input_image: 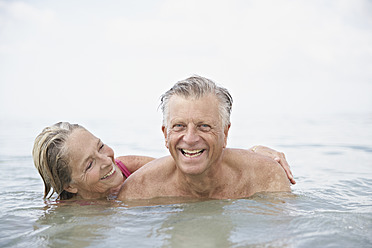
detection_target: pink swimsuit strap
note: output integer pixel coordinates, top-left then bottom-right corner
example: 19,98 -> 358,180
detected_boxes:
115,159 -> 132,178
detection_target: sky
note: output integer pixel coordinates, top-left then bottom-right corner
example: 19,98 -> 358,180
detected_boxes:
0,0 -> 371,124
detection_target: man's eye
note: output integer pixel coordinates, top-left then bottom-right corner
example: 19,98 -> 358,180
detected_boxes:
99,144 -> 104,150
199,124 -> 211,131
172,124 -> 184,130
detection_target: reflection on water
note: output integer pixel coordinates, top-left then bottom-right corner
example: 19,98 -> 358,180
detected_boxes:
34,201 -> 116,247
159,200 -> 234,247
28,194 -> 296,248
1,113 -> 372,247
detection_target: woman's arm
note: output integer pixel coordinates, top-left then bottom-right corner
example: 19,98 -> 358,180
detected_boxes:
250,145 -> 296,184
115,155 -> 155,173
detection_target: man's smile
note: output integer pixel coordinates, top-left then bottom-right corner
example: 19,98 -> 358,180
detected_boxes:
180,149 -> 205,158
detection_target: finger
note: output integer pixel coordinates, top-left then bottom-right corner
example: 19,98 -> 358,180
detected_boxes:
277,153 -> 296,182
275,157 -> 296,185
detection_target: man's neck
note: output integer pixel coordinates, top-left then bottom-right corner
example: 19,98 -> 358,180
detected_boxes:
176,161 -> 226,198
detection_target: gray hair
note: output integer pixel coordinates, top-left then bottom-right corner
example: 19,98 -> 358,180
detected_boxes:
32,122 -> 85,200
160,75 -> 233,128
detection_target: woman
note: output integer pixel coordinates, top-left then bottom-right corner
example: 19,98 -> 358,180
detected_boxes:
33,122 -> 295,200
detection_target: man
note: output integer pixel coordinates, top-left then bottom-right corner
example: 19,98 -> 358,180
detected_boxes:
118,76 -> 292,200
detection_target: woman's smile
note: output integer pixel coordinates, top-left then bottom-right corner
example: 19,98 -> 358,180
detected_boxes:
100,166 -> 116,180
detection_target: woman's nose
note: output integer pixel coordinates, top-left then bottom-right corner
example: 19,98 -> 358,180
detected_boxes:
97,152 -> 112,167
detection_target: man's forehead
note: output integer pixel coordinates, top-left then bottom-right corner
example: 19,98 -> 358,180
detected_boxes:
168,95 -> 221,121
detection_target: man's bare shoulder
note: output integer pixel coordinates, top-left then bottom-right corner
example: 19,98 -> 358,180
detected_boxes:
224,148 -> 291,192
130,155 -> 174,178
223,148 -> 264,168
224,148 -> 281,168
117,155 -> 175,200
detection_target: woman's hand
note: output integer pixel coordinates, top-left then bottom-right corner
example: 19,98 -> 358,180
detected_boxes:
251,145 -> 296,184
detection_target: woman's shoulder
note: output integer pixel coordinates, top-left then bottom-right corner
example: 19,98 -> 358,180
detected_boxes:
115,155 -> 155,173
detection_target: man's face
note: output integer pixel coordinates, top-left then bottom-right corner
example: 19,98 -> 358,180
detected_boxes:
162,94 -> 230,175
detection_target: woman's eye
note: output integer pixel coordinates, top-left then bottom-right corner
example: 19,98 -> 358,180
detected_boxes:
86,162 -> 93,171
99,144 -> 104,150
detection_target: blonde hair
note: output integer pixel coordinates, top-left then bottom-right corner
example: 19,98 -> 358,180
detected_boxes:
160,75 -> 233,128
32,122 -> 85,200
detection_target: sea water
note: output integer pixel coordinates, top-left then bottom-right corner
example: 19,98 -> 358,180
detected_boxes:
0,113 -> 371,247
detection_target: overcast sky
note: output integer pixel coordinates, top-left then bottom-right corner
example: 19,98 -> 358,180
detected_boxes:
0,0 -> 371,123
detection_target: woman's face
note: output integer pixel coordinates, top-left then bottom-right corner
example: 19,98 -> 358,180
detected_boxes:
64,128 -> 124,199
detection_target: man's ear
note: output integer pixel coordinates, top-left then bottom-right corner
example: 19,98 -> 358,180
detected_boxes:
223,124 -> 231,148
64,184 -> 78,194
162,126 -> 169,149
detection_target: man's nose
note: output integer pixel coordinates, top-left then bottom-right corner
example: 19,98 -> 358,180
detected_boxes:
183,126 -> 199,144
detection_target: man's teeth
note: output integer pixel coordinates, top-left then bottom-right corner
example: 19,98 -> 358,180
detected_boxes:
101,167 -> 115,180
181,149 -> 204,157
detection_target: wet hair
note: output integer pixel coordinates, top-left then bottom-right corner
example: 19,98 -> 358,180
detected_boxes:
159,75 -> 233,128
32,122 -> 85,200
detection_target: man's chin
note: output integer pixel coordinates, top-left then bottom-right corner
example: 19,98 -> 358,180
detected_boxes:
177,162 -> 208,175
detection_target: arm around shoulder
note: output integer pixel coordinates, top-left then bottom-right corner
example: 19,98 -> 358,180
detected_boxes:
260,158 -> 291,192
228,148 -> 292,192
116,155 -> 155,173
